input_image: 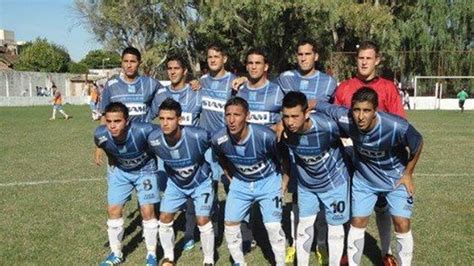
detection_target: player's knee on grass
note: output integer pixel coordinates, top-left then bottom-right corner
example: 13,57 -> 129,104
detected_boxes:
160,212 -> 175,224
196,215 -> 210,226
140,204 -> 156,220
351,216 -> 370,228
392,216 -> 411,233
107,205 -> 123,219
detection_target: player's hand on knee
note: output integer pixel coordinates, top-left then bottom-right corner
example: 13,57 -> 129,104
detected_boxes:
396,173 -> 415,196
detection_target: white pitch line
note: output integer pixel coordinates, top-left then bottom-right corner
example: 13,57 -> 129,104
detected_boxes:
0,178 -> 104,187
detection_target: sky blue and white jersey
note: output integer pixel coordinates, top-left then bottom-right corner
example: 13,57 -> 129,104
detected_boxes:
148,84 -> 202,126
277,70 -> 337,103
148,126 -> 211,189
236,80 -> 284,126
94,122 -> 158,174
316,102 -> 423,190
211,124 -> 280,182
281,113 -> 349,192
99,75 -> 163,122
199,72 -> 236,134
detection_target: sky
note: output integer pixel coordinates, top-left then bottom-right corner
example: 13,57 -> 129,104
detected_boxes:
0,0 -> 102,61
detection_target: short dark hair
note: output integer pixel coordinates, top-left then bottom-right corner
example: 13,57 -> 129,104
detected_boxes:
105,102 -> 129,119
351,87 -> 379,109
122,46 -> 141,61
166,54 -> 189,71
296,39 -> 318,53
246,48 -> 268,64
357,41 -> 380,56
225,97 -> 249,113
159,98 -> 182,117
283,91 -> 308,111
207,43 -> 227,56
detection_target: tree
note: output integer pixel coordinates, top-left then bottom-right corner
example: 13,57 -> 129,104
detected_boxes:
14,38 -> 71,73
80,49 -> 121,69
68,62 -> 89,74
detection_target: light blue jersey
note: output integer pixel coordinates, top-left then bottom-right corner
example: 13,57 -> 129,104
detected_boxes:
281,113 -> 349,193
316,102 -> 423,191
99,76 -> 163,122
148,84 -> 202,126
277,70 -> 336,103
199,72 -> 236,135
236,80 -> 284,126
211,124 -> 280,182
148,126 -> 211,189
94,122 -> 158,174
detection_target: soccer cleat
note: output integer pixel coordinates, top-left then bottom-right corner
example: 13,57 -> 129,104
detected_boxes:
160,258 -> 175,266
340,254 -> 348,266
203,263 -> 214,266
146,254 -> 158,266
316,248 -> 329,266
99,252 -> 123,266
183,239 -> 195,251
382,254 -> 398,266
285,246 -> 296,264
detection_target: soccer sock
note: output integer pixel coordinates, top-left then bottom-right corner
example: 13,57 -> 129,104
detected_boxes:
264,222 -> 286,266
51,109 -> 56,119
224,224 -> 245,264
328,224 -> 345,266
296,215 -> 316,266
290,203 -> 299,247
375,208 -> 393,255
107,218 -> 124,258
315,211 -> 328,252
198,222 -> 215,264
158,220 -> 175,261
59,110 -> 68,118
395,231 -> 413,266
184,199 -> 196,241
142,218 -> 158,256
347,225 -> 366,266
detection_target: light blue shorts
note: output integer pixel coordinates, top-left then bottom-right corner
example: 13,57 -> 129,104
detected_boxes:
107,166 -> 160,206
352,177 -> 414,218
53,104 -> 63,110
160,177 -> 214,217
225,173 -> 283,224
298,181 -> 350,225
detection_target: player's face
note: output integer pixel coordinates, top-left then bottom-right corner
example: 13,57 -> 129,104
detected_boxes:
357,49 -> 380,80
105,112 -> 128,139
167,60 -> 187,86
159,110 -> 181,135
121,53 -> 140,79
207,49 -> 227,73
282,105 -> 308,133
246,54 -> 268,81
297,44 -> 318,73
352,101 -> 378,132
225,104 -> 249,136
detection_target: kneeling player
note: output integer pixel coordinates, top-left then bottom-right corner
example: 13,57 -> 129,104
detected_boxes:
148,99 -> 215,266
316,87 -> 423,265
281,92 -> 349,266
212,97 -> 286,266
94,102 -> 159,266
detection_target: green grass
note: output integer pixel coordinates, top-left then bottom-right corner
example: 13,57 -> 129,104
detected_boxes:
0,106 -> 473,265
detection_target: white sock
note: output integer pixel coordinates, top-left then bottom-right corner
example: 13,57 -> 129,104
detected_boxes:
328,224 -> 345,266
347,225 -> 366,266
395,231 -> 413,266
59,110 -> 68,118
316,211 -> 328,252
296,215 -> 316,266
198,222 -> 215,264
224,224 -> 245,264
264,222 -> 286,266
158,220 -> 175,261
107,218 -> 124,258
375,208 -> 393,255
51,109 -> 56,119
290,203 -> 299,247
143,218 -> 158,256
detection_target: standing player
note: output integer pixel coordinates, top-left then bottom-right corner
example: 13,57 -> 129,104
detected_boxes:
236,48 -> 284,129
49,85 -> 70,120
457,88 -> 469,113
148,99 -> 214,266
281,92 -> 350,266
94,102 -> 160,266
212,97 -> 286,266
333,41 -> 406,265
315,87 -> 423,266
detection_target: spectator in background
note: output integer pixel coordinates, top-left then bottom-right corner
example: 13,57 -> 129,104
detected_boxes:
457,88 -> 469,113
90,82 -> 101,120
403,89 -> 411,110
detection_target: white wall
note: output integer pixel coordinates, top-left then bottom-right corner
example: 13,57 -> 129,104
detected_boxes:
0,96 -> 89,107
411,97 -> 474,110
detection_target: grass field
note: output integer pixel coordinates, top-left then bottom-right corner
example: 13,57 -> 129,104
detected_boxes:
0,105 -> 473,265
